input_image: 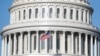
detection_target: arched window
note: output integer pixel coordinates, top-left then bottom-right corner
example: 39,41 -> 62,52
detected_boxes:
57,8 -> 60,18
19,11 -> 20,20
42,8 -> 45,18
86,10 -> 87,23
81,10 -> 83,21
35,8 -> 38,18
29,9 -> 32,19
76,10 -> 78,20
70,9 -> 73,19
49,8 -> 53,18
23,10 -> 26,20
64,9 -> 67,18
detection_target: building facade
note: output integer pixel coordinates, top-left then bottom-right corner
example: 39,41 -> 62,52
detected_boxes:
1,0 -> 100,56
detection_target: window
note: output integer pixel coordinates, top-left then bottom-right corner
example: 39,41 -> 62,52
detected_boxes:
64,9 -> 67,18
19,11 -> 20,20
23,10 -> 26,20
29,9 -> 32,19
81,10 -> 83,21
35,8 -> 38,18
57,8 -> 60,18
70,9 -> 73,19
76,10 -> 78,20
49,8 -> 53,18
42,8 -> 45,18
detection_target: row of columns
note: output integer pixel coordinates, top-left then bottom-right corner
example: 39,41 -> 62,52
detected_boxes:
1,31 -> 100,56
10,6 -> 91,24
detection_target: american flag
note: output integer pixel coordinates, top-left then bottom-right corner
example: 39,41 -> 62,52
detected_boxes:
41,31 -> 51,41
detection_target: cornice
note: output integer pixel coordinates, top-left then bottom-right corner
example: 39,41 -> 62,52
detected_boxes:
1,22 -> 100,35
9,2 -> 93,12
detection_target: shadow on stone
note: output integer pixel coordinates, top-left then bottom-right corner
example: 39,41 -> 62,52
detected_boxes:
53,53 -> 62,56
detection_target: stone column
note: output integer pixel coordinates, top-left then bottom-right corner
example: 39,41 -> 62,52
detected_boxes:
79,9 -> 82,22
16,10 -> 18,22
18,32 -> 23,54
60,7 -> 63,19
71,32 -> 74,54
31,34 -> 35,53
53,31 -> 57,53
26,8 -> 29,21
28,31 -> 31,53
45,7 -> 48,18
24,34 -> 28,54
14,33 -> 17,55
4,36 -> 7,56
8,35 -> 11,56
61,31 -> 65,53
73,8 -> 76,21
91,35 -> 93,56
36,31 -> 40,53
85,34 -> 88,55
32,7 -> 35,20
79,33 -> 82,54
95,37 -> 97,56
75,35 -> 78,54
45,31 -> 48,53
67,7 -> 70,20
10,12 -> 12,24
87,11 -> 89,24
67,32 -> 71,54
39,7 -> 41,19
98,39 -> 100,56
83,10 -> 86,23
53,6 -> 56,19
21,9 -> 23,21
1,36 -> 5,56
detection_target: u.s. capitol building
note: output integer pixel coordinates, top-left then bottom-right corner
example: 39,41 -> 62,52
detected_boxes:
1,0 -> 100,56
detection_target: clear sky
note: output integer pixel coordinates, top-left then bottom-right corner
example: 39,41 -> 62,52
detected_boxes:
0,0 -> 100,56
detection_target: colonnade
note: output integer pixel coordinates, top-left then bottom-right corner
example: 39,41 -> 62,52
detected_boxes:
1,31 -> 100,56
10,6 -> 91,24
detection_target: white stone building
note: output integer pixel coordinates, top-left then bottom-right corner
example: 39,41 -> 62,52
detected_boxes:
1,0 -> 100,56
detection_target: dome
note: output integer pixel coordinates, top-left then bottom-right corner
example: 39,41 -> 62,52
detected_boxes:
1,0 -> 100,56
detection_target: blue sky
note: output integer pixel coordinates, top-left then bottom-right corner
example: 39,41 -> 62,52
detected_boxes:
0,0 -> 100,56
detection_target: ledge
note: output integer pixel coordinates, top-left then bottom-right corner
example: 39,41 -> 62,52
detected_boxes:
1,20 -> 100,34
